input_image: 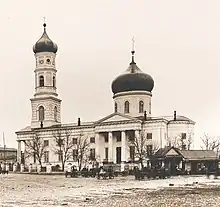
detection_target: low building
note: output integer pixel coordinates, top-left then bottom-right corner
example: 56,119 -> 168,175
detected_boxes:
180,150 -> 218,174
151,146 -> 219,175
0,147 -> 17,164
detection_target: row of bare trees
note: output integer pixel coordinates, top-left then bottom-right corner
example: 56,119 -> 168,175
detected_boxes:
167,132 -> 220,152
200,133 -> 220,151
129,131 -> 220,168
24,126 -> 220,171
24,129 -> 91,171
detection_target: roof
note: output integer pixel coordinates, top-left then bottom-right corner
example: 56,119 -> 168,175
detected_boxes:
157,115 -> 195,124
154,146 -> 181,157
16,114 -> 194,133
180,150 -> 218,161
0,147 -> 17,152
135,115 -> 195,124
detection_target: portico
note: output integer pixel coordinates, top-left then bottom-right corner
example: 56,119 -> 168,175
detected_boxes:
95,121 -> 142,164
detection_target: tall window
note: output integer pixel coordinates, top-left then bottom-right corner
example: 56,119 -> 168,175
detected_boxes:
44,151 -> 49,163
124,101 -> 129,113
39,106 -> 45,121
139,101 -> 144,113
114,102 -> 117,113
130,146 -> 135,161
58,150 -> 63,162
53,76 -> 56,87
89,148 -> 96,160
54,106 -> 58,122
33,152 -> 36,163
39,76 -> 44,87
105,148 -> 108,160
104,133 -> 109,143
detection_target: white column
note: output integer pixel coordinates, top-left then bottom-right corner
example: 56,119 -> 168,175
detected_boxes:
134,130 -> 141,168
17,141 -> 22,164
108,132 -> 113,162
95,132 -> 100,162
121,131 -> 126,163
121,130 -> 126,172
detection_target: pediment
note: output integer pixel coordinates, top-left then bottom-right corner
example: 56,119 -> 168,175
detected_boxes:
166,148 -> 179,156
96,113 -> 137,124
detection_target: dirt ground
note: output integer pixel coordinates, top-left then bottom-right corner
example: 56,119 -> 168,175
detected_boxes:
85,187 -> 220,207
1,174 -> 220,207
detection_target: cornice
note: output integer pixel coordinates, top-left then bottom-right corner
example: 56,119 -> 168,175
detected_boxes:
34,68 -> 57,73
143,119 -> 168,124
113,91 -> 152,99
30,96 -> 62,102
168,120 -> 196,125
16,124 -> 94,135
15,118 -> 194,135
95,120 -> 141,127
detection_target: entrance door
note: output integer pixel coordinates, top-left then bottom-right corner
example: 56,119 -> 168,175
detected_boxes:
116,147 -> 121,164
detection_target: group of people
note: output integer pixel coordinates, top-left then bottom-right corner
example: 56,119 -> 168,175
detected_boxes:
65,164 -> 115,179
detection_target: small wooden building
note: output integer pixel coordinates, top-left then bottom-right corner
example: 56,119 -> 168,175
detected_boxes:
179,150 -> 218,174
150,147 -> 219,175
150,146 -> 183,175
0,147 -> 17,163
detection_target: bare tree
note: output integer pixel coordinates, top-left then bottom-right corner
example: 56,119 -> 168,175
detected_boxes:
52,128 -> 74,171
24,132 -> 46,167
200,133 -> 220,151
72,133 -> 91,171
170,132 -> 193,150
129,129 -> 159,169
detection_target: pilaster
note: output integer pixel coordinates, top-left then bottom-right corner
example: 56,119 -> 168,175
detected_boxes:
108,131 -> 113,162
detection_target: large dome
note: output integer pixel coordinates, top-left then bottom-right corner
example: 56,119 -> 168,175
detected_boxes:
33,23 -> 58,54
111,51 -> 154,94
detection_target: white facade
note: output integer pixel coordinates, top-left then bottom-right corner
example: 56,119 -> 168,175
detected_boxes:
113,91 -> 152,117
31,51 -> 61,129
16,113 -> 195,168
15,25 -> 195,169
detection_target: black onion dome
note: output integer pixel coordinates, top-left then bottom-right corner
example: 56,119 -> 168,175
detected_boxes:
111,51 -> 154,94
33,23 -> 58,53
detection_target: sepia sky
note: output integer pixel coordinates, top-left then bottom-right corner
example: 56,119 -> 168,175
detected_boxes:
0,0 -> 220,149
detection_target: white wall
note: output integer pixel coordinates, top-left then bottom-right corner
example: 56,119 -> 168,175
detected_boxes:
167,122 -> 195,148
142,121 -> 167,148
113,91 -> 152,117
31,98 -> 61,128
17,118 -> 195,167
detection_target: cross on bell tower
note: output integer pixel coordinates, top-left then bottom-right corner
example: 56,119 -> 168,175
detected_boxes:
30,22 -> 61,129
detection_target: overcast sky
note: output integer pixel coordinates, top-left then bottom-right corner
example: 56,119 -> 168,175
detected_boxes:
0,0 -> 219,149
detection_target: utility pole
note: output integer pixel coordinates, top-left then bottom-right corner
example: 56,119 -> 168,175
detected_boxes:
3,132 -> 6,164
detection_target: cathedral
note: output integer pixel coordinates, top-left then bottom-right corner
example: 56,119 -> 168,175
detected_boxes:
16,23 -> 195,170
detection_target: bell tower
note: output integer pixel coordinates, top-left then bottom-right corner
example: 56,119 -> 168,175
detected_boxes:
30,23 -> 61,128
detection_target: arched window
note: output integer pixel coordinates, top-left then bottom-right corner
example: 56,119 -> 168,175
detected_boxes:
53,76 -> 56,87
39,76 -> 44,87
139,101 -> 144,113
124,101 -> 129,113
39,106 -> 45,121
54,106 -> 58,121
114,102 -> 117,113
